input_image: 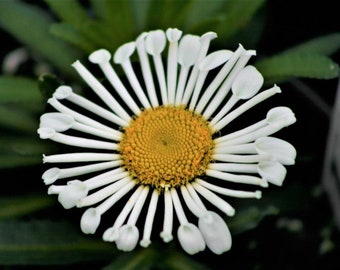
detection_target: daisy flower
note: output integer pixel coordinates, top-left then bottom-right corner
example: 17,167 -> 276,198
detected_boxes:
38,28 -> 296,255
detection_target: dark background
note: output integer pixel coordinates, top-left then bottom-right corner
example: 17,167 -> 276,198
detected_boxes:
0,0 -> 339,269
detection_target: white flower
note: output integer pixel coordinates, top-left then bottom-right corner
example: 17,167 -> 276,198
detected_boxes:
57,180 -> 88,209
178,223 -> 206,255
38,28 -> 296,255
115,224 -> 139,252
80,208 -> 101,234
199,211 -> 232,254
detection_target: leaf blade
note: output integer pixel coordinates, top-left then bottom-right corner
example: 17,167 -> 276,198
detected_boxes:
0,105 -> 38,133
44,0 -> 89,26
50,23 -> 97,53
284,32 -> 340,56
0,195 -> 54,220
215,0 -> 265,42
0,76 -> 41,103
0,220 -> 113,265
228,205 -> 279,235
0,136 -> 53,169
256,52 -> 340,83
0,1 -> 80,76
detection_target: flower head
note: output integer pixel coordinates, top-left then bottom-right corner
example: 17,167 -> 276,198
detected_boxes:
38,28 -> 296,255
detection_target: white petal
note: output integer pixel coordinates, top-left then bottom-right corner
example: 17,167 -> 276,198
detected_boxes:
53,85 -> 73,99
266,106 -> 297,127
116,224 -> 139,252
257,161 -> 287,186
113,42 -> 136,64
199,50 -> 233,71
140,238 -> 151,248
42,167 -> 60,185
39,128 -> 118,150
180,185 -> 205,218
38,127 -> 55,139
44,162 -> 120,185
199,211 -> 232,254
47,185 -> 64,195
89,49 -> 111,64
160,232 -> 173,243
255,137 -> 297,165
199,31 -> 217,44
166,28 -> 182,42
103,227 -> 119,242
145,30 -> 166,55
178,34 -> 201,67
140,189 -> 159,247
232,65 -> 264,99
48,97 -> 124,133
80,208 -> 101,234
58,180 -> 88,209
72,60 -> 131,122
136,32 -> 148,46
193,181 -> 238,214
212,85 -> 281,132
43,152 -> 119,163
196,178 -> 262,199
106,186 -> 144,235
160,190 -> 173,243
178,223 -> 206,255
135,32 -> 159,108
77,177 -> 130,208
39,113 -> 74,132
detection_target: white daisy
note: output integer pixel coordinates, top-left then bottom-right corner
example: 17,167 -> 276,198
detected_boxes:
38,28 -> 296,255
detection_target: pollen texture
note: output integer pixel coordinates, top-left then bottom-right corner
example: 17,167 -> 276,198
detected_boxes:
119,106 -> 214,190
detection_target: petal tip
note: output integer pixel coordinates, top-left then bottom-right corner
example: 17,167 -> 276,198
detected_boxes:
114,42 -> 136,64
89,49 -> 111,64
54,85 -> 73,99
42,167 -> 60,185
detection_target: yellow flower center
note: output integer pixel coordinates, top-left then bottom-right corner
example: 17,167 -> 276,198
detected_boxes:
119,106 -> 214,190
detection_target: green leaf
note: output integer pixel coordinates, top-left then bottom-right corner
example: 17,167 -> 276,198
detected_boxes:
129,0 -> 152,33
93,0 -> 135,41
217,0 -> 265,42
89,0 -> 106,17
0,105 -> 38,133
0,220 -> 113,265
46,0 -> 129,52
44,0 -> 89,26
0,0 -> 80,76
81,20 -> 119,50
256,52 -> 340,83
103,246 -> 211,270
165,250 -> 211,270
0,155 -> 41,168
0,137 -> 52,169
186,16 -> 224,36
146,0 -> 194,30
228,205 -> 279,235
38,73 -> 64,103
45,0 -> 106,52
256,33 -> 340,83
0,195 -> 54,220
284,32 -> 340,56
184,0 -> 224,30
228,6 -> 266,48
103,248 -> 156,270
0,137 -> 49,155
50,23 -> 98,53
187,0 -> 265,43
229,184 -> 313,235
0,76 -> 40,104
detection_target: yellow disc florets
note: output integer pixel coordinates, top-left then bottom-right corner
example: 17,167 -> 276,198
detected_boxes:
119,106 -> 214,190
